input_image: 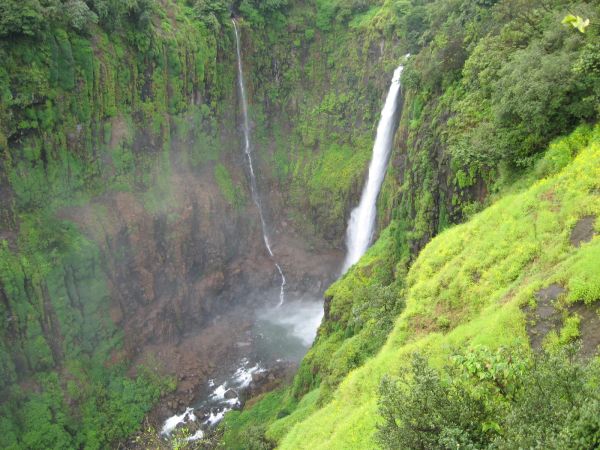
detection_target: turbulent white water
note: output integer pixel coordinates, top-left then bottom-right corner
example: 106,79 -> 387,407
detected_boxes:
161,360 -> 264,440
342,66 -> 404,273
233,19 -> 286,307
161,407 -> 196,436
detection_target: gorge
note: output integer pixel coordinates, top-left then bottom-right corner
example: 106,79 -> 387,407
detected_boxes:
0,1 -> 599,449
159,28 -> 408,440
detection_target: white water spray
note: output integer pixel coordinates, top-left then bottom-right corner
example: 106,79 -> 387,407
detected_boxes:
342,66 -> 404,273
233,20 -> 286,306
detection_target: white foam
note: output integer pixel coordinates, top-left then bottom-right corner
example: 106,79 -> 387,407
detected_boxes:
185,429 -> 204,442
210,383 -> 228,400
161,407 -> 196,436
161,357 -> 267,437
232,364 -> 262,388
204,409 -> 226,426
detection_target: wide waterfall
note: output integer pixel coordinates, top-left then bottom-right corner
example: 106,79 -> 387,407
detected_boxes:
233,19 -> 287,306
342,66 -> 404,273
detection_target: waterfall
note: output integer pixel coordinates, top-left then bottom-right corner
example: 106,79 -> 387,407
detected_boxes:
233,20 -> 286,306
342,66 -> 404,273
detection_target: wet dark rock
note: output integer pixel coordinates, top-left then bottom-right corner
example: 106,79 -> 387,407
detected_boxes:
224,389 -> 238,399
245,361 -> 298,400
570,215 -> 596,247
536,284 -> 565,304
251,371 -> 267,383
526,284 -> 565,351
569,302 -> 600,358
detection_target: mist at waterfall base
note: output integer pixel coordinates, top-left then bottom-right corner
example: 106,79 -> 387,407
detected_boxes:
161,296 -> 324,440
342,65 -> 404,273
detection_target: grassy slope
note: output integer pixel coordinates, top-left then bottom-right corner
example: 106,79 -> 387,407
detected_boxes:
276,125 -> 600,449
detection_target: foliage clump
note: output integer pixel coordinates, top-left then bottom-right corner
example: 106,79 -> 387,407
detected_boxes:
377,346 -> 600,450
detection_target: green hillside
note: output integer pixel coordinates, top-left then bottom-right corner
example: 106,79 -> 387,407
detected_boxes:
223,125 -> 600,448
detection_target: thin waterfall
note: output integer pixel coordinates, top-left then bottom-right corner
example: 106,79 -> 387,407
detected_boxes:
232,19 -> 286,306
342,66 -> 404,273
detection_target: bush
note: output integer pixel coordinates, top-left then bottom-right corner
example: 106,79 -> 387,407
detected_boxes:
376,353 -> 498,450
240,425 -> 276,450
448,5 -> 600,169
496,347 -> 600,449
377,346 -> 600,450
0,0 -> 45,37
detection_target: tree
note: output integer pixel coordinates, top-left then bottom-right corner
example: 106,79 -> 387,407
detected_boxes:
64,0 -> 98,31
0,0 -> 46,38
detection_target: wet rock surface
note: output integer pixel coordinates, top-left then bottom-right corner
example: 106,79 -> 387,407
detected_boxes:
527,284 -> 600,356
570,214 -> 597,247
570,302 -> 600,357
526,284 -> 565,351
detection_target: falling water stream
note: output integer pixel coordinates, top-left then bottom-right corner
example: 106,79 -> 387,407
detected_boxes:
233,19 -> 286,307
342,66 -> 404,273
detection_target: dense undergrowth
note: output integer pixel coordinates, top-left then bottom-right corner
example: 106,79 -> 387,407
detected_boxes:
377,346 -> 600,449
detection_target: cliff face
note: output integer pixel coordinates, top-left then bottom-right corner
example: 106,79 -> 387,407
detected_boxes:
0,3 -> 350,445
0,3 -> 478,443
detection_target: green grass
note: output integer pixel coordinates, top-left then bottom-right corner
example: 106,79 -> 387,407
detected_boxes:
267,125 -> 600,448
221,389 -> 293,449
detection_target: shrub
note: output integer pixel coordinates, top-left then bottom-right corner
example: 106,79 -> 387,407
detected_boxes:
377,346 -> 600,450
0,0 -> 45,37
377,353 -> 496,450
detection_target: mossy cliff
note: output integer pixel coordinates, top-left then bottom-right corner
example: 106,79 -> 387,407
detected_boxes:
276,125 -> 600,449
0,2 -> 254,447
222,120 -> 600,450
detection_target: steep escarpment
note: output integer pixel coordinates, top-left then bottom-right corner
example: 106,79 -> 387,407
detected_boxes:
0,1 -> 338,447
0,3 -> 252,446
276,124 -> 600,450
223,124 -> 600,450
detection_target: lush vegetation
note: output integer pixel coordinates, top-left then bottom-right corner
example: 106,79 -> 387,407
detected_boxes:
0,0 -> 236,447
1,0 -> 599,448
377,346 -> 600,449
218,1 -> 600,447
223,124 -> 600,447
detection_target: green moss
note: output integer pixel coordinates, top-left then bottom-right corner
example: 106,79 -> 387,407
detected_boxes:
0,1 -> 227,446
214,162 -> 244,208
